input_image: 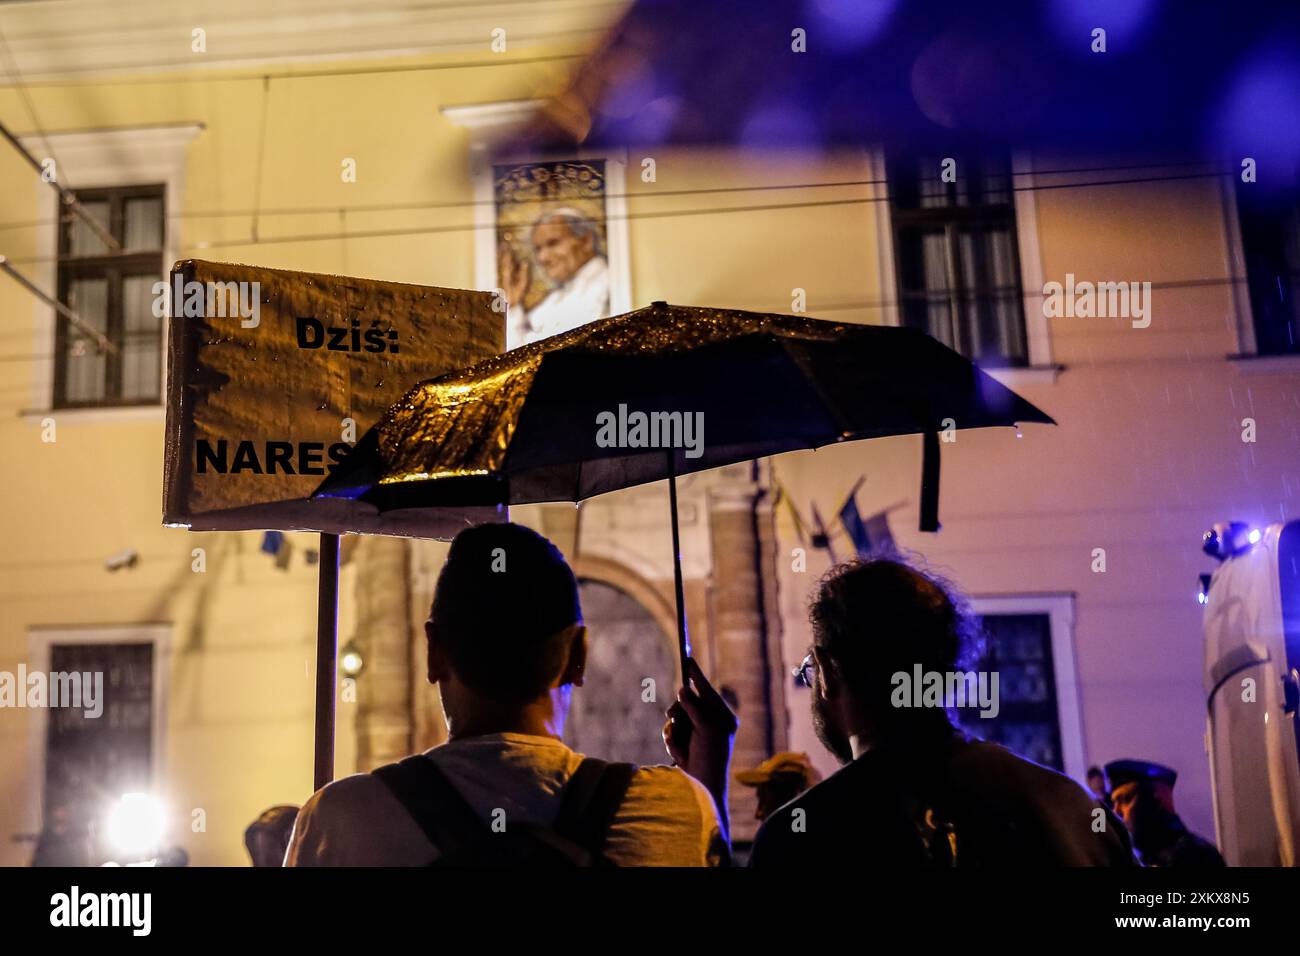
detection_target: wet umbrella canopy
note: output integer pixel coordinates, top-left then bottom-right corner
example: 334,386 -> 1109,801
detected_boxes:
314,301 -> 1053,510
314,302 -> 1053,703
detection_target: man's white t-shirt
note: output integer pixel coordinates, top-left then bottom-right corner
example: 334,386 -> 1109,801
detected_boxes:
286,732 -> 726,866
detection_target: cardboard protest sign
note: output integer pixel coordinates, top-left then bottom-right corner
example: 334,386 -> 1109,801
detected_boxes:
163,259 -> 504,537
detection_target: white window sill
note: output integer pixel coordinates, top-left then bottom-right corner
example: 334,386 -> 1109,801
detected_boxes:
984,365 -> 1066,388
1228,353 -> 1300,375
21,404 -> 164,424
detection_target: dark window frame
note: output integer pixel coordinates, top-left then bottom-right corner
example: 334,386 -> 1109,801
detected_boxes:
1235,181 -> 1300,356
53,183 -> 166,409
887,156 -> 1029,367
957,611 -> 1065,771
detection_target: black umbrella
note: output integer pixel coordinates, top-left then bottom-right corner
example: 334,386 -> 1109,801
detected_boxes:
315,302 -> 1053,686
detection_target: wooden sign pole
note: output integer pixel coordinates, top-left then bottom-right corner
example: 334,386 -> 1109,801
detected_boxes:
313,533 -> 340,792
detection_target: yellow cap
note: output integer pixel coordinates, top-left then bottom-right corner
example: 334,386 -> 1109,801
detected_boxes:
735,751 -> 822,787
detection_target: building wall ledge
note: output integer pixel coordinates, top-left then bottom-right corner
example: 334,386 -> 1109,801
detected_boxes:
1228,353 -> 1300,376
20,405 -> 165,425
985,364 -> 1066,388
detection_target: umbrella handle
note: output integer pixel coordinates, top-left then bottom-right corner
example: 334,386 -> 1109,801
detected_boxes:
666,451 -> 691,682
666,452 -> 695,763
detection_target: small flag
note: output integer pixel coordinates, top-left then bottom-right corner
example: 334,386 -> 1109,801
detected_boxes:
774,481 -> 810,546
261,530 -> 284,556
261,530 -> 293,570
839,481 -> 896,558
840,497 -> 871,557
810,503 -> 838,564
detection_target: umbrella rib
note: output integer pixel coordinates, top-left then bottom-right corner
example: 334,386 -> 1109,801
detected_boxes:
781,340 -> 859,437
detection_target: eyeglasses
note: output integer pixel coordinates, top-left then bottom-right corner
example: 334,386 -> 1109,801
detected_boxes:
792,652 -> 816,689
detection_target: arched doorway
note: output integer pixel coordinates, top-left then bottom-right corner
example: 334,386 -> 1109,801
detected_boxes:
564,579 -> 677,767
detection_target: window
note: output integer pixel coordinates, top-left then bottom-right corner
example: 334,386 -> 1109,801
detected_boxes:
42,641 -> 154,864
888,156 -> 1028,366
25,624 -> 169,867
54,184 -> 165,407
1236,182 -> 1300,355
957,613 -> 1064,769
959,595 -> 1086,779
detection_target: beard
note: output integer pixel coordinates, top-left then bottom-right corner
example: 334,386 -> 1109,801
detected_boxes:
811,690 -> 854,765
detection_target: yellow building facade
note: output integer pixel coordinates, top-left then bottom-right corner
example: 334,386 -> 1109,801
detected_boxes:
2,3 -> 1296,864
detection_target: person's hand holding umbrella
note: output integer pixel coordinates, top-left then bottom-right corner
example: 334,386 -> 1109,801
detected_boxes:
662,657 -> 738,843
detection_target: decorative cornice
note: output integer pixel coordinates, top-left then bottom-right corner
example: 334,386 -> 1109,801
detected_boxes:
0,1 -> 617,80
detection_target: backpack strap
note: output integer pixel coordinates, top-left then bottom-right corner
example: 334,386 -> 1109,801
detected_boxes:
372,755 -> 486,859
552,758 -> 637,859
373,753 -> 636,863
